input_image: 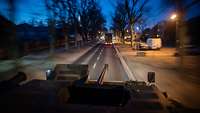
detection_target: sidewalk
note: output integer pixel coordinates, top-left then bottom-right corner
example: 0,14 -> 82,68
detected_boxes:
116,44 -> 200,108
119,44 -> 177,56
0,43 -> 97,82
117,44 -> 200,82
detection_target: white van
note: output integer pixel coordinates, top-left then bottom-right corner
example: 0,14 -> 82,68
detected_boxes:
146,38 -> 162,49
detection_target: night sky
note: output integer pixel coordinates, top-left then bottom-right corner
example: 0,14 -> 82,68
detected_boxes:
0,0 -> 199,28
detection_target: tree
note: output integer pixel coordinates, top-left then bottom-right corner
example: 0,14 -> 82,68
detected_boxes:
78,0 -> 105,42
112,0 -> 149,45
47,19 -> 56,56
124,0 -> 149,47
112,1 -> 127,44
87,1 -> 105,40
78,0 -> 91,42
45,0 -> 72,51
45,0 -> 105,47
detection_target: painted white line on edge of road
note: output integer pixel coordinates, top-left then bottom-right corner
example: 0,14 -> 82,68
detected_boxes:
93,62 -> 97,69
97,56 -> 100,61
114,45 -> 137,81
88,75 -> 91,80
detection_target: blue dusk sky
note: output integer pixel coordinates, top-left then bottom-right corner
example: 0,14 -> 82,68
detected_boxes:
0,0 -> 199,28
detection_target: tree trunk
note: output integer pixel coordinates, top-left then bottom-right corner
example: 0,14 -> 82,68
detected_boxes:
176,1 -> 187,69
130,25 -> 134,47
49,35 -> 55,56
48,20 -> 56,56
64,33 -> 69,50
121,31 -> 125,44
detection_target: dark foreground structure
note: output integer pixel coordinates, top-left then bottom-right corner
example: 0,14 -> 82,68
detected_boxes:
0,64 -> 199,113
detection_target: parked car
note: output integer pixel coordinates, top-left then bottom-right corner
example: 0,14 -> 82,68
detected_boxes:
139,42 -> 149,50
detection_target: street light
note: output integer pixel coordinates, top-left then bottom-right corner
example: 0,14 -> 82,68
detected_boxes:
136,27 -> 139,30
170,13 -> 179,51
170,13 -> 184,68
170,14 -> 177,20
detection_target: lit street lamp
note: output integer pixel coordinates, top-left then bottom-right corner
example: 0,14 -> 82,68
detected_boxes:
170,14 -> 177,20
170,13 -> 179,51
170,13 -> 184,68
136,27 -> 139,30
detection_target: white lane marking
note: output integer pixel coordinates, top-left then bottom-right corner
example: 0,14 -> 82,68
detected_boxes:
93,62 -> 97,69
88,75 -> 91,80
97,56 -> 100,61
81,46 -> 99,64
101,48 -> 104,52
100,52 -> 102,55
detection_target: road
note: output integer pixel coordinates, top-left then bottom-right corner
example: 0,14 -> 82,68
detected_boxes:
117,45 -> 200,108
74,43 -> 200,108
74,43 -> 128,82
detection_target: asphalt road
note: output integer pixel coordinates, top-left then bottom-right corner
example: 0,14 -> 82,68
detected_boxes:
74,43 -> 128,82
118,46 -> 200,108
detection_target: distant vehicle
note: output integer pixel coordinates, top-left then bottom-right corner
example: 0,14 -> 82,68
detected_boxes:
139,42 -> 149,50
146,38 -> 162,49
105,33 -> 113,44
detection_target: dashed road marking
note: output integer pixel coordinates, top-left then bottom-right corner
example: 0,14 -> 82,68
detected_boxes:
97,56 -> 100,61
101,49 -> 104,52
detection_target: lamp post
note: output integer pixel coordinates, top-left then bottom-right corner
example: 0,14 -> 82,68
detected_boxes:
170,13 -> 184,69
170,13 -> 179,52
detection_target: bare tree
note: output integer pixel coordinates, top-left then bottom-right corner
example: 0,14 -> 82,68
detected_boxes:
125,0 -> 149,47
47,19 -> 56,56
112,0 -> 149,45
45,0 -> 105,48
78,0 -> 90,42
112,1 -> 127,44
78,0 -> 105,42
45,0 -> 71,51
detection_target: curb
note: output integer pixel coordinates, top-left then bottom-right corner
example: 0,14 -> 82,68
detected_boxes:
114,46 -> 137,81
127,51 -> 176,57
